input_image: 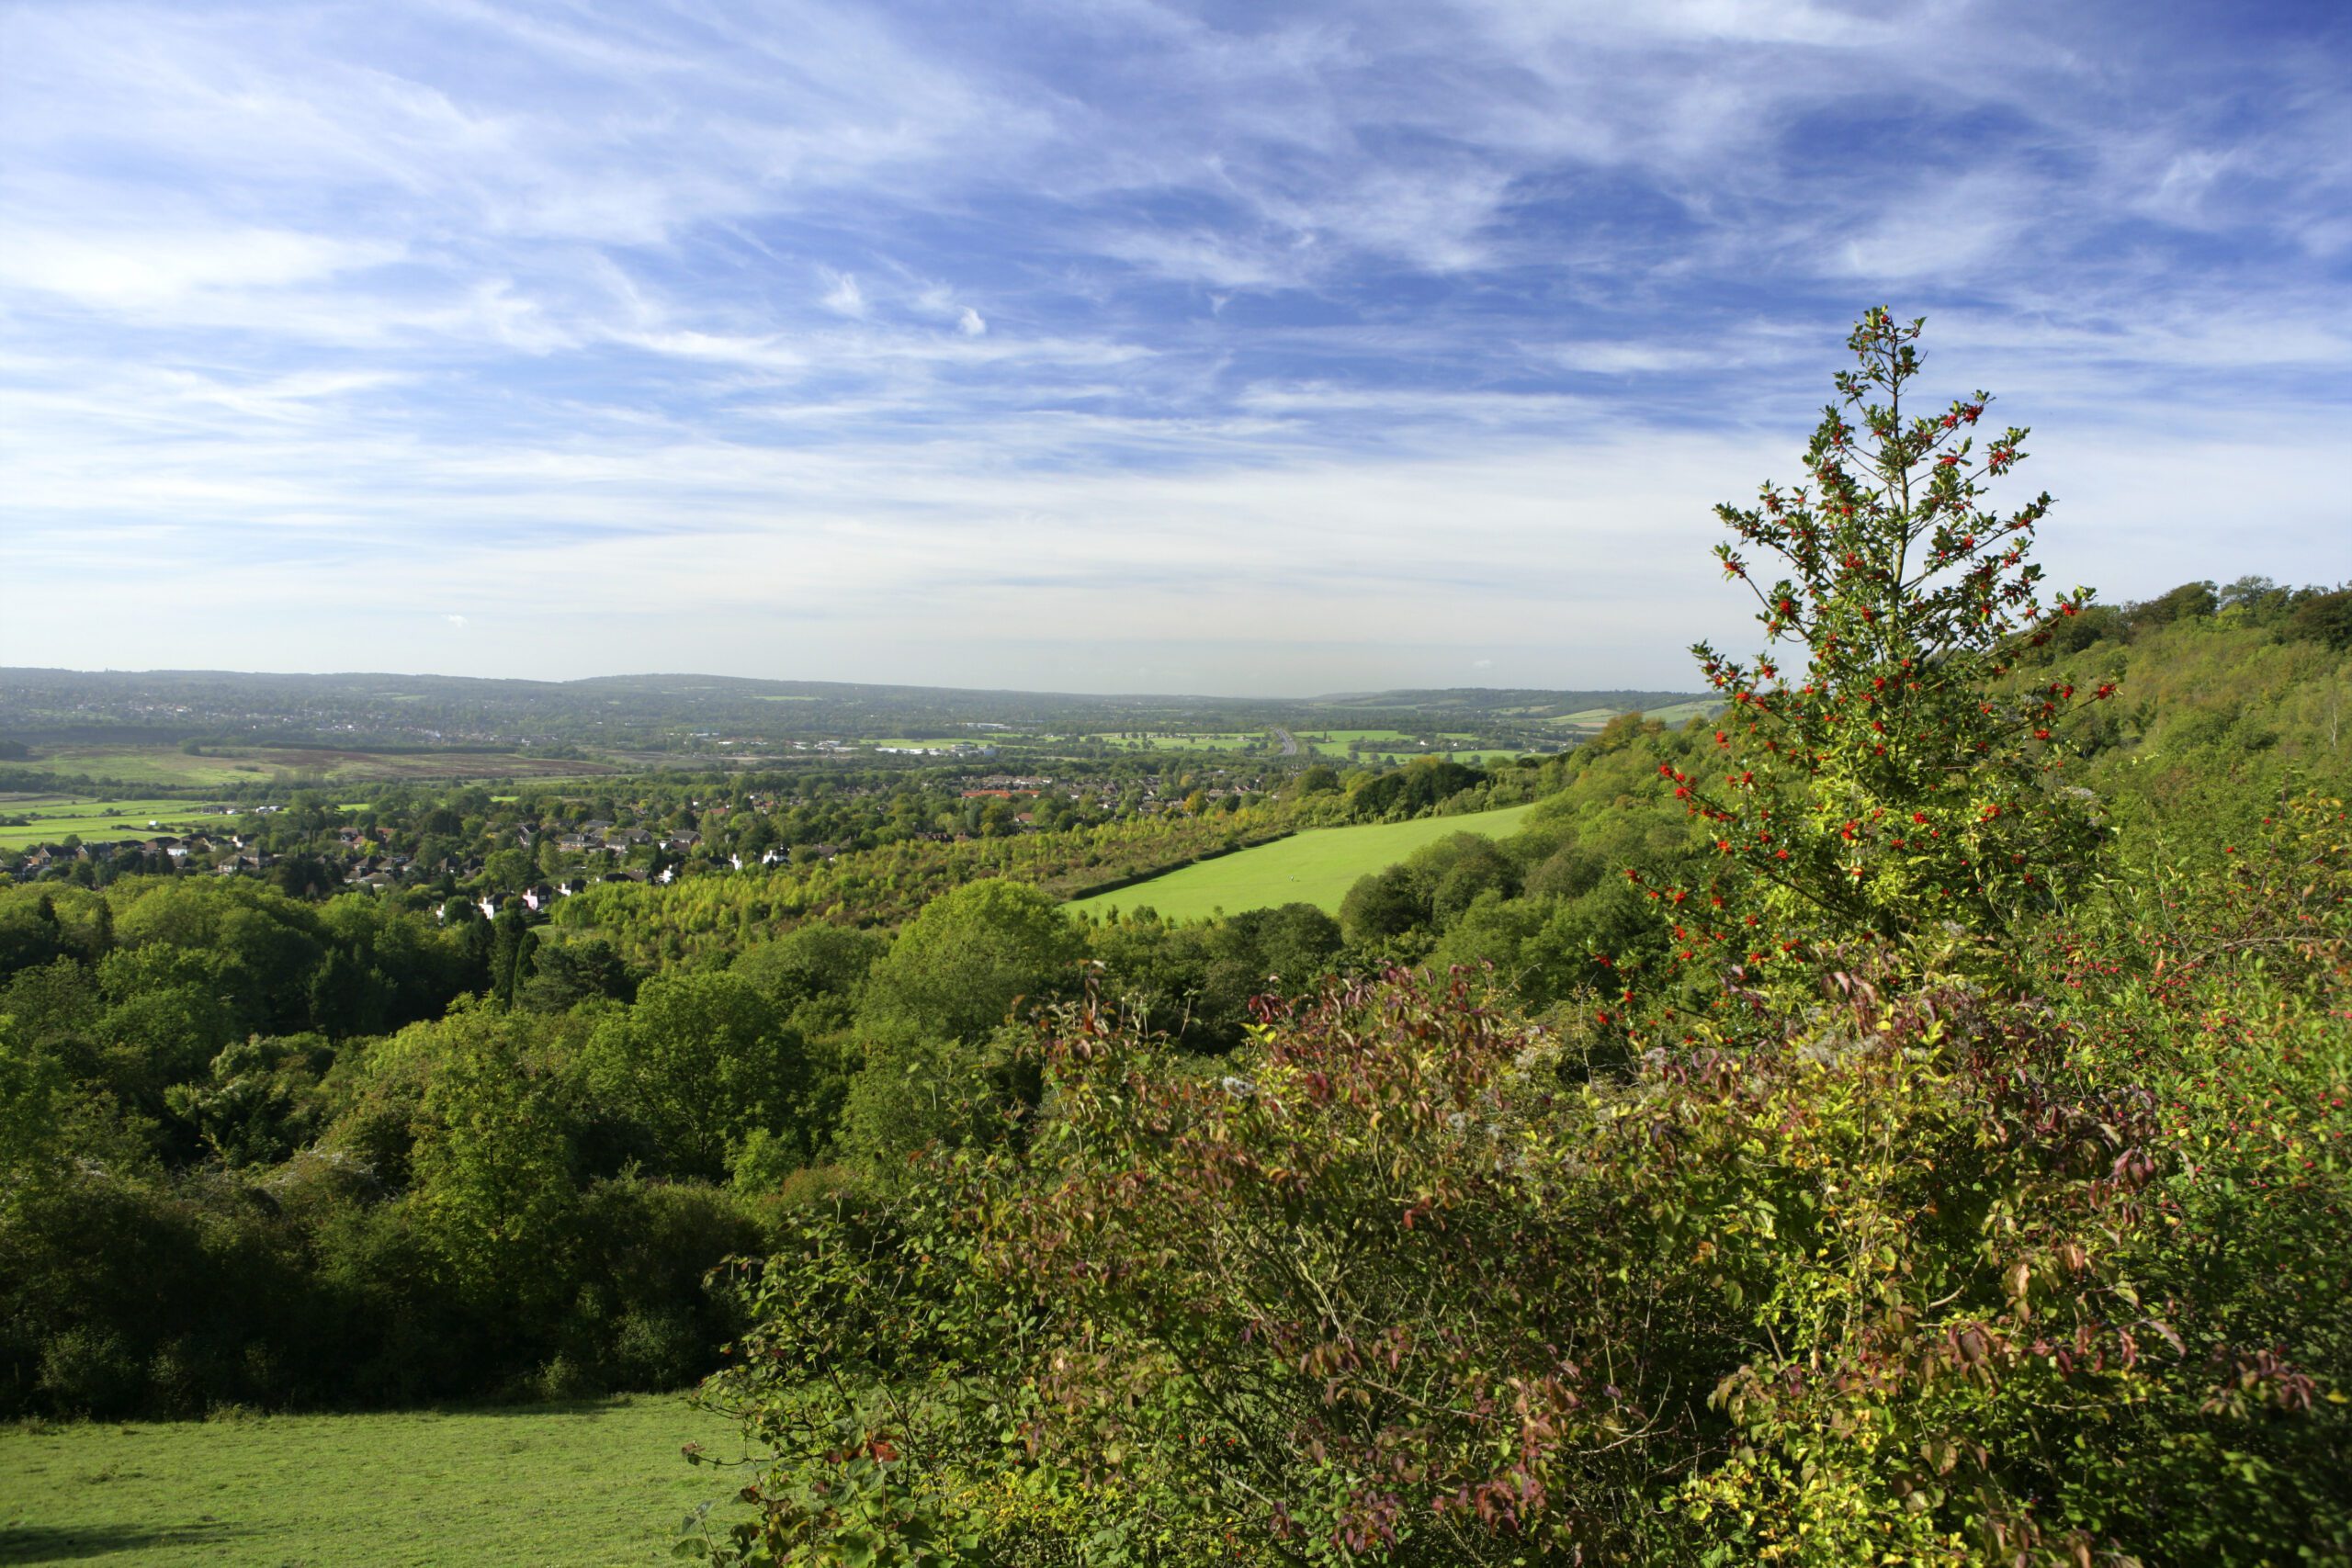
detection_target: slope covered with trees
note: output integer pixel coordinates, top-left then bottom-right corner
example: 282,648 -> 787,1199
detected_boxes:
678,313 -> 2352,1566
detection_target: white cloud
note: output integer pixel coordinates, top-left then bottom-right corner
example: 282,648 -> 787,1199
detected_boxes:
0,224 -> 397,308
0,0 -> 2342,690
1542,342 -> 1719,376
820,271 -> 867,318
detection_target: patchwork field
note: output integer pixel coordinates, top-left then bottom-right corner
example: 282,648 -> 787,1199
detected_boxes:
1095,731 -> 1266,751
0,1394 -> 748,1567
1547,698 -> 1717,730
1068,801 -> 1539,921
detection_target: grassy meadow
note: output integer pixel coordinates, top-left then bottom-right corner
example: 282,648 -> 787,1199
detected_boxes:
1295,728 -> 1476,757
0,1395 -> 747,1567
1069,800 -> 1538,921
17,744 -> 616,789
0,797 -> 237,851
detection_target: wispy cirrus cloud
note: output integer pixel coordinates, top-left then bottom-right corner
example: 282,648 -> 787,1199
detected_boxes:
1,0 -> 2345,690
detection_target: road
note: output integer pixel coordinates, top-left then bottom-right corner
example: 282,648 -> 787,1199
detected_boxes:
1271,728 -> 1300,757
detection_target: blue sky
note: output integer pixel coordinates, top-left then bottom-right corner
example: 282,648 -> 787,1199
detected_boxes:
3,0 -> 2346,694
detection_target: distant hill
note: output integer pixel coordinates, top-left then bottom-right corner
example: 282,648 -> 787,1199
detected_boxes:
0,668 -> 1713,752
1307,687 -> 1713,721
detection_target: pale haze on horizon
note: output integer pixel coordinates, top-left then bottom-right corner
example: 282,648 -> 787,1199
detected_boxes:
2,0 -> 2346,696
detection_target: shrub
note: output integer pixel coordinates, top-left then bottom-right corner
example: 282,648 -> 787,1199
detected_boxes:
1664,309 -> 2111,969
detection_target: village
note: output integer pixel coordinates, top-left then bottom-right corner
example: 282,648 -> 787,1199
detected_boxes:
0,759 -> 1275,914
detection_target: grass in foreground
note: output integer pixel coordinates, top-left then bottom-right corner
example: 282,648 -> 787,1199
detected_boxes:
1069,801 -> 1537,921
0,1394 -> 747,1567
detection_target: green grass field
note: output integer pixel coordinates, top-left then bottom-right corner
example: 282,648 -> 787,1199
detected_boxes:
19,745 -> 616,788
1069,801 -> 1539,922
0,797 -> 238,851
1295,728 -> 1476,757
0,1394 -> 750,1567
17,750 -> 280,788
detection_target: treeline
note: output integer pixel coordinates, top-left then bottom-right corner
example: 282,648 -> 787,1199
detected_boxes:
0,854 -> 1362,1416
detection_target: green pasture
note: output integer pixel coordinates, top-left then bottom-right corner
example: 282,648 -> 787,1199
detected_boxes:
0,1394 -> 749,1567
17,750 -> 277,787
20,744 -> 615,788
0,797 -> 237,851
1295,728 -> 1476,757
1069,801 -> 1539,922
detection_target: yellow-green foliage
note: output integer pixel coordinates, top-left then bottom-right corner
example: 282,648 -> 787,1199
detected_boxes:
700,801 -> 2352,1565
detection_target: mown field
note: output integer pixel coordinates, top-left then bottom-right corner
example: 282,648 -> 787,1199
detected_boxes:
1068,801 -> 1538,921
0,796 -> 236,851
17,744 -> 617,788
0,1395 -> 746,1567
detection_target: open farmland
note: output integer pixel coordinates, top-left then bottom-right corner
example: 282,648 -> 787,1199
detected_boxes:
1095,731 -> 1266,751
1547,697 -> 1718,731
17,743 -> 620,788
0,796 -> 237,850
1068,801 -> 1538,921
0,1395 -> 744,1567
1295,728 -> 1476,757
